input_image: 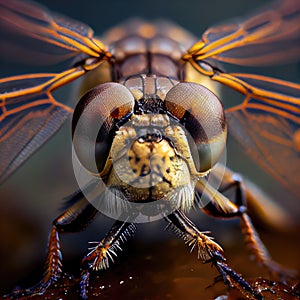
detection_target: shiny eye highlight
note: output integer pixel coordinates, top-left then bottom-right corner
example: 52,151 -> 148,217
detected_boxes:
165,82 -> 227,172
72,82 -> 135,173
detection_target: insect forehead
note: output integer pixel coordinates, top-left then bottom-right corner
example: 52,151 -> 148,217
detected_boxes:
118,114 -> 172,149
130,113 -> 171,128
123,74 -> 179,114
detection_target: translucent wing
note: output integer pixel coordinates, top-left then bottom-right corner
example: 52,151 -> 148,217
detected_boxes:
185,0 -> 300,66
184,0 -> 300,197
0,0 -> 112,183
222,73 -> 299,197
0,71 -> 79,183
0,0 -> 107,64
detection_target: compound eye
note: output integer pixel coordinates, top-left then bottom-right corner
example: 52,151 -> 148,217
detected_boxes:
165,82 -> 227,172
72,82 -> 135,173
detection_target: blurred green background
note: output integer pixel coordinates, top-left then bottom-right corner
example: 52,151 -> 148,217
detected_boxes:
0,0 -> 299,298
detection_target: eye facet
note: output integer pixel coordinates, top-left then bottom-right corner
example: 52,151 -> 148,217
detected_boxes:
165,82 -> 227,172
72,82 -> 135,173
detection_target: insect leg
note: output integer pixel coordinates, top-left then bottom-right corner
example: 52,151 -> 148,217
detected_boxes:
80,220 -> 136,299
165,209 -> 263,300
5,189 -> 98,298
209,164 -> 295,230
200,168 -> 297,280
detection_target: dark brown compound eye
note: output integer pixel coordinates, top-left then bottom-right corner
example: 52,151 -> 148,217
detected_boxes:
165,82 -> 227,172
72,82 -> 135,173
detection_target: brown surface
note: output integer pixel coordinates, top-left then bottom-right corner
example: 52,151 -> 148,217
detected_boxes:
2,222 -> 300,300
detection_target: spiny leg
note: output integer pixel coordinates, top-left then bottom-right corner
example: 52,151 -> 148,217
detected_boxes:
6,189 -> 98,298
239,208 -> 297,281
165,209 -> 263,300
80,220 -> 136,299
200,168 -> 297,280
220,173 -> 297,280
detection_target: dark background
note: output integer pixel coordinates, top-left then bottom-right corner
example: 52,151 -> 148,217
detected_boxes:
0,0 -> 299,299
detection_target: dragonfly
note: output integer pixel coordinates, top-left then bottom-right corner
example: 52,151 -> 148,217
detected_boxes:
0,0 -> 299,299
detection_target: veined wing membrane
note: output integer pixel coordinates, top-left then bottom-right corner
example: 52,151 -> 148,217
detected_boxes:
216,72 -> 300,197
184,0 -> 300,196
0,69 -> 88,184
185,0 -> 300,66
0,0 -> 108,64
0,96 -> 70,184
0,0 -> 112,183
